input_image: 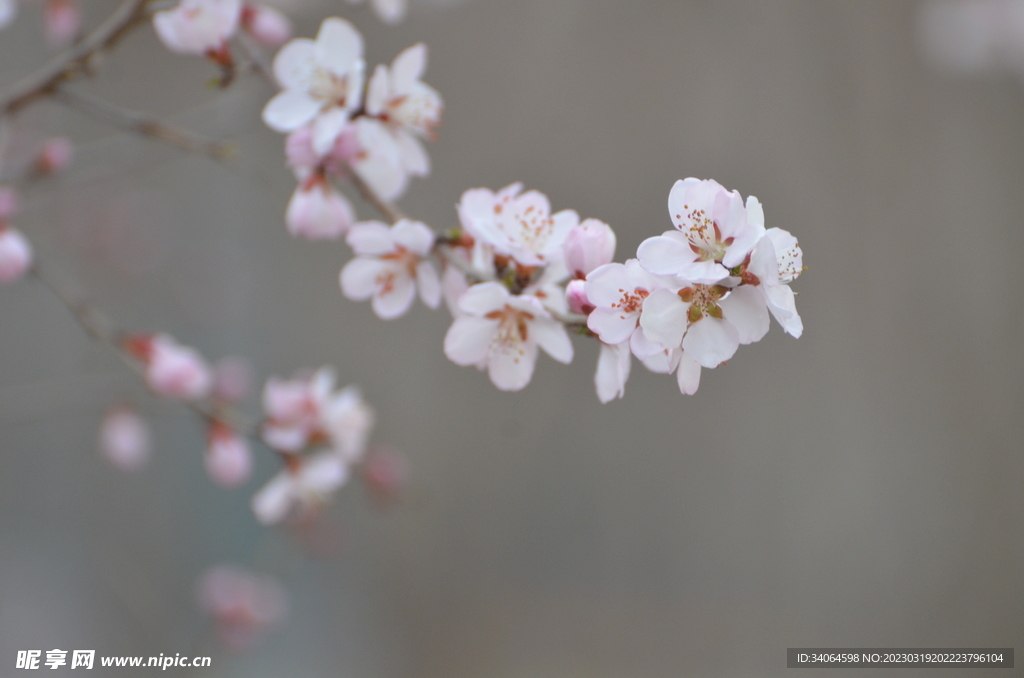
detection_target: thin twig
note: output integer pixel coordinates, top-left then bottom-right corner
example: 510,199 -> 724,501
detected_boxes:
0,0 -> 151,115
56,88 -> 234,161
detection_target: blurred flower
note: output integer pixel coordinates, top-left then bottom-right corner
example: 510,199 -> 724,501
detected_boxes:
127,334 -> 213,401
563,218 -> 616,279
250,452 -> 348,524
205,423 -> 253,488
0,0 -> 16,30
33,137 -> 73,175
44,0 -> 80,48
240,2 -> 290,46
98,407 -> 152,472
347,0 -> 406,24
153,0 -> 241,58
0,226 -> 32,284
198,565 -> 288,650
285,179 -> 354,239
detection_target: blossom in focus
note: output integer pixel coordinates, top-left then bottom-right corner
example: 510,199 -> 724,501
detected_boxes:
347,0 -> 406,24
584,259 -> 674,349
206,424 -> 253,488
285,179 -> 355,240
250,452 -> 349,524
564,218 -> 616,279
365,43 -> 443,177
457,183 -> 579,267
262,17 -> 365,155
743,228 -> 804,338
564,279 -> 593,315
98,407 -> 152,472
443,282 -> 573,391
240,2 -> 291,47
153,0 -> 242,58
198,565 -> 288,650
340,219 -> 441,319
637,178 -> 765,284
0,226 -> 33,284
44,0 -> 80,48
128,334 -> 213,401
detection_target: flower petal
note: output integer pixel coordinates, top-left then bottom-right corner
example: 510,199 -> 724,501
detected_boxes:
675,352 -> 702,395
636,235 -> 694,276
391,42 -> 426,93
416,260 -> 442,309
595,341 -> 630,403
272,38 -> 316,90
682,317 -> 739,368
315,18 -> 363,75
262,90 -> 320,132
444,316 -> 498,366
719,285 -> 769,345
487,340 -> 538,391
371,268 -> 416,319
457,281 -> 508,315
531,318 -> 573,364
638,288 -> 689,349
340,257 -> 385,301
346,221 -> 394,254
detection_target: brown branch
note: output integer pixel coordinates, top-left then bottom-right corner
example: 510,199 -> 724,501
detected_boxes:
55,88 -> 234,161
0,0 -> 150,116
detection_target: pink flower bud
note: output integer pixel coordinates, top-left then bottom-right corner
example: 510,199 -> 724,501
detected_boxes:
99,407 -> 152,472
34,137 -> 74,175
198,565 -> 288,651
0,187 -> 18,220
206,424 -> 253,488
285,182 -> 354,240
563,218 -> 616,279
0,226 -> 32,284
139,334 -> 213,401
212,356 -> 253,403
240,3 -> 291,47
44,0 -> 81,48
564,279 -> 594,315
284,126 -> 319,177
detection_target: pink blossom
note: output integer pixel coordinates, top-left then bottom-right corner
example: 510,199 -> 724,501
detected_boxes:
637,178 -> 765,284
262,17 -> 365,155
206,424 -> 253,488
564,279 -> 593,316
443,282 -> 573,391
198,565 -> 288,650
584,259 -> 675,348
365,43 -> 442,177
457,183 -> 578,267
285,180 -> 354,240
153,0 -> 242,58
44,0 -> 80,48
563,218 -> 616,279
0,226 -> 32,284
250,452 -> 349,524
340,219 -> 441,319
34,137 -> 73,175
240,2 -> 290,47
743,228 -> 804,338
98,407 -> 152,472
129,334 -> 213,401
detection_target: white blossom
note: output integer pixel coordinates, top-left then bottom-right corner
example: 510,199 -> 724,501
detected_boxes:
250,452 -> 349,524
0,226 -> 32,284
340,219 -> 441,319
153,0 -> 241,56
140,334 -> 213,401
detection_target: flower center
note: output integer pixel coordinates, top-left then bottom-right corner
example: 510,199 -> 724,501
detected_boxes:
611,287 -> 649,319
309,68 -> 352,107
485,305 -> 536,360
676,204 -> 733,261
678,284 -> 728,322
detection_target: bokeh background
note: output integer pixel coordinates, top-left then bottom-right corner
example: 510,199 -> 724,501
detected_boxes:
1,0 -> 1022,676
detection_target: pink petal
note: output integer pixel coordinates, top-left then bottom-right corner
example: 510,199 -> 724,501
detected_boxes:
371,269 -> 416,319
340,257 -> 386,301
315,18 -> 363,76
444,316 -> 498,366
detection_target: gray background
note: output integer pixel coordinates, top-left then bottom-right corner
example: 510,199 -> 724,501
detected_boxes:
0,1 -> 1021,676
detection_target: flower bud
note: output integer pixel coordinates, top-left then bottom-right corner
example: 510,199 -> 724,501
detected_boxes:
0,226 -> 32,284
240,3 -> 291,47
564,279 -> 594,315
99,407 -> 152,472
44,0 -> 81,48
563,218 -> 616,279
140,334 -> 213,401
34,137 -> 74,175
206,424 -> 253,488
285,182 -> 354,240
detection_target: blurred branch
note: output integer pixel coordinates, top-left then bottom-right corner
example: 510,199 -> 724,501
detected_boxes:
55,88 -> 234,161
0,0 -> 152,116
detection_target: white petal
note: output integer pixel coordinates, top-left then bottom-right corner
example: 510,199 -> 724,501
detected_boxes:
531,318 -> 573,364
272,38 -> 316,90
395,131 -> 430,176
676,259 -> 730,285
315,18 -> 363,75
416,260 -> 442,308
675,353 -> 702,395
595,342 -> 631,403
392,43 -> 426,92
488,340 -> 538,391
393,219 -> 435,254
312,109 -> 349,156
444,316 -> 497,365
340,257 -> 385,301
371,270 -> 416,319
719,285 -> 770,345
765,285 -> 802,338
299,453 -> 349,494
586,308 -> 637,346
636,235 -> 694,276
628,325 -> 663,360
638,288 -> 689,348
682,317 -> 739,369
262,90 -> 320,132
457,281 -> 508,315
346,221 -> 394,254
371,0 -> 406,24
251,473 -> 294,525
365,63 -> 389,116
